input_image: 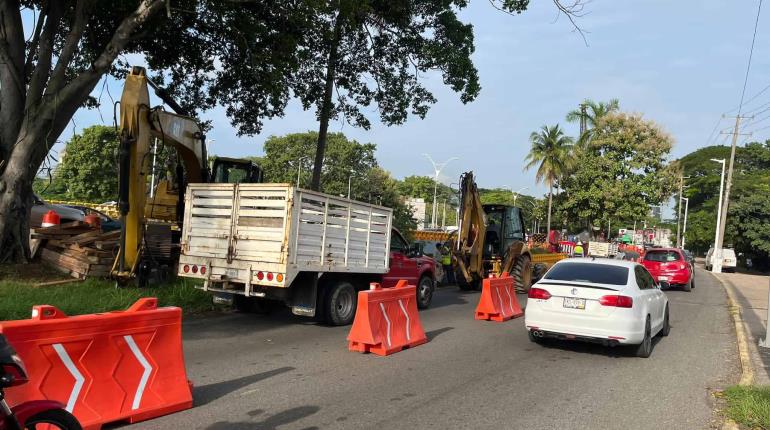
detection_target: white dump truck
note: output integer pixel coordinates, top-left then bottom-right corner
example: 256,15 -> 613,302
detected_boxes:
176,183 -> 437,325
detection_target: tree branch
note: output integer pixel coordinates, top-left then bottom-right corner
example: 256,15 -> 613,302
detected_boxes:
47,0 -> 91,94
45,0 -> 166,152
23,2 -> 46,80
26,1 -> 63,110
552,0 -> 589,46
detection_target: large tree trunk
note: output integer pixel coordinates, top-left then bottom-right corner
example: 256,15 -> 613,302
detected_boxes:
311,9 -> 344,191
0,0 -> 165,263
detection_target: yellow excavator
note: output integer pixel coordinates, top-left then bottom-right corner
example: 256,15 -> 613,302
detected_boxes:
451,171 -> 533,293
112,66 -> 262,286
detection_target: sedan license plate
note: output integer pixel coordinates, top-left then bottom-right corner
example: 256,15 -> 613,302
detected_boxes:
563,297 -> 586,310
226,268 -> 239,279
658,276 -> 669,281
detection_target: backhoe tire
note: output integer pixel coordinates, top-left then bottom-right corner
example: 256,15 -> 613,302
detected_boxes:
324,281 -> 357,326
512,254 -> 533,294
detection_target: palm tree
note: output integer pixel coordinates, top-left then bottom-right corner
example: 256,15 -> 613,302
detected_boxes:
524,125 -> 574,234
566,99 -> 620,148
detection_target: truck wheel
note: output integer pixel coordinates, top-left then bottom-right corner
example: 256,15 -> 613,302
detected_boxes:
324,281 -> 357,326
416,276 -> 434,309
512,254 -> 533,293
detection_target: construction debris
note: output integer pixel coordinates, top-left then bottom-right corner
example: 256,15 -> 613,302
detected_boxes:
32,222 -> 120,279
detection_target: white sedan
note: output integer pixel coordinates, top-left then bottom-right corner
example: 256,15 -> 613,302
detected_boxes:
525,258 -> 670,358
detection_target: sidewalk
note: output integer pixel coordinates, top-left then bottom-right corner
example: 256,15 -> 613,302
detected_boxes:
715,269 -> 770,385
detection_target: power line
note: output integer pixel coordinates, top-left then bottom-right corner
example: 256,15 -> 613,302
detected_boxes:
738,0 -> 764,114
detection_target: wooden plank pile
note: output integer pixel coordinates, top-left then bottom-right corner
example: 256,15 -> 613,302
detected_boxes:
31,221 -> 120,279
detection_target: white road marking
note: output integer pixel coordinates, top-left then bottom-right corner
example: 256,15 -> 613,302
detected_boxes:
124,335 -> 153,410
379,303 -> 392,347
52,344 -> 85,413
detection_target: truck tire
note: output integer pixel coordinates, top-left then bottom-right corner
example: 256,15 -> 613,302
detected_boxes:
512,254 -> 533,293
416,276 -> 434,309
324,281 -> 357,326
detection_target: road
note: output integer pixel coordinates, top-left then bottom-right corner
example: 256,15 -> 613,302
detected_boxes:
130,269 -> 738,430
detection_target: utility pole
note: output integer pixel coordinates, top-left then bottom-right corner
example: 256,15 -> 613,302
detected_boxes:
681,197 -> 689,249
579,103 -> 587,136
710,158 -> 726,273
715,115 -> 751,272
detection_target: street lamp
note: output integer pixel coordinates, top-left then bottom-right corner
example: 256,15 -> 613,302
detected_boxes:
296,156 -> 308,187
681,197 -> 689,249
424,154 -> 458,229
711,158 -> 726,273
512,186 -> 529,206
347,169 -> 356,199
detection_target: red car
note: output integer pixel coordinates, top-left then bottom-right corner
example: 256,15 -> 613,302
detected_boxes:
642,248 -> 694,292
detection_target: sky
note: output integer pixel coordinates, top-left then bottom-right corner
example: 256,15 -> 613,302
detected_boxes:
60,1 -> 770,214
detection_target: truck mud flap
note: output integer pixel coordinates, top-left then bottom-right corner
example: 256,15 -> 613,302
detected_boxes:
289,272 -> 319,317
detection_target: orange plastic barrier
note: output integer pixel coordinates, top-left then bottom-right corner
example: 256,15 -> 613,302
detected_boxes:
348,280 -> 428,356
0,298 -> 192,430
475,272 -> 524,322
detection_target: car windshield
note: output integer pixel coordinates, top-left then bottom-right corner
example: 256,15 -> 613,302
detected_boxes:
542,263 -> 629,286
644,251 -> 681,262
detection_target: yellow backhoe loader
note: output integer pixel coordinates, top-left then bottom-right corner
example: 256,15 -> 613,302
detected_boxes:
112,66 -> 261,286
451,171 -> 533,293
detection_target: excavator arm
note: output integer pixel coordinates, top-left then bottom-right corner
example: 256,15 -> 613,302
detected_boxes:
452,172 -> 487,285
112,66 -> 208,282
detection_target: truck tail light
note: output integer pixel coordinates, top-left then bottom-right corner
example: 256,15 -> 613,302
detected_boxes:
192,265 -> 198,274
200,266 -> 207,275
183,265 -> 190,273
276,273 -> 284,282
256,271 -> 264,280
266,272 -> 274,281
528,288 -> 551,300
599,295 -> 633,308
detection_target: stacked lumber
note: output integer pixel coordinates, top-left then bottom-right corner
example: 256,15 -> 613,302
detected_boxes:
32,222 -> 120,279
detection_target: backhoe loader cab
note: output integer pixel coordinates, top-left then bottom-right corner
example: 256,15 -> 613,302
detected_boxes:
482,204 -> 526,259
211,157 -> 263,184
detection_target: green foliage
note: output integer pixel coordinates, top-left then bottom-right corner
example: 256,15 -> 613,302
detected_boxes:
559,113 -> 676,229
55,126 -> 120,202
723,385 -> 770,430
679,143 -> 770,265
0,273 -> 218,321
259,131 -> 417,234
260,131 -> 376,193
525,125 -> 574,188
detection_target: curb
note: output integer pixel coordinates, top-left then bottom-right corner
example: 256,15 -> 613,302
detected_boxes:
716,274 -> 754,386
713,272 -> 754,430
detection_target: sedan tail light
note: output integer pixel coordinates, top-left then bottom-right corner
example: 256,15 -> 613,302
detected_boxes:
599,295 -> 633,308
528,288 -> 552,300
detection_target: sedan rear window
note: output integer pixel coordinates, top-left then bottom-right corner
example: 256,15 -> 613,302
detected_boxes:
644,251 -> 681,262
543,263 -> 629,286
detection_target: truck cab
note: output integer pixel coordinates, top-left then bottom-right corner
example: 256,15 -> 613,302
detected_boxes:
383,229 -> 436,309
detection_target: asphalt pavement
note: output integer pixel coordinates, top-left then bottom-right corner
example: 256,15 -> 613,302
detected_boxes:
128,268 -> 738,430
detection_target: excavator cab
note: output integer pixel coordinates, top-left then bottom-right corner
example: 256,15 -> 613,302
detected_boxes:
482,205 -> 526,260
211,157 -> 263,184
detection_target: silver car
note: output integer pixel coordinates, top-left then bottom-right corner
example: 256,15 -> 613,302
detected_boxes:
30,195 -> 85,228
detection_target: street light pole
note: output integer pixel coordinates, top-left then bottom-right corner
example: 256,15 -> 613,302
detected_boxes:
424,154 -> 458,229
512,186 -> 529,207
681,197 -> 689,249
296,156 -> 307,188
711,158 -> 726,273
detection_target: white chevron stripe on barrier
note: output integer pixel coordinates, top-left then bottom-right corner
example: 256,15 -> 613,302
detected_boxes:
378,303 -> 392,347
398,299 -> 411,341
124,335 -> 153,410
52,343 -> 85,413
